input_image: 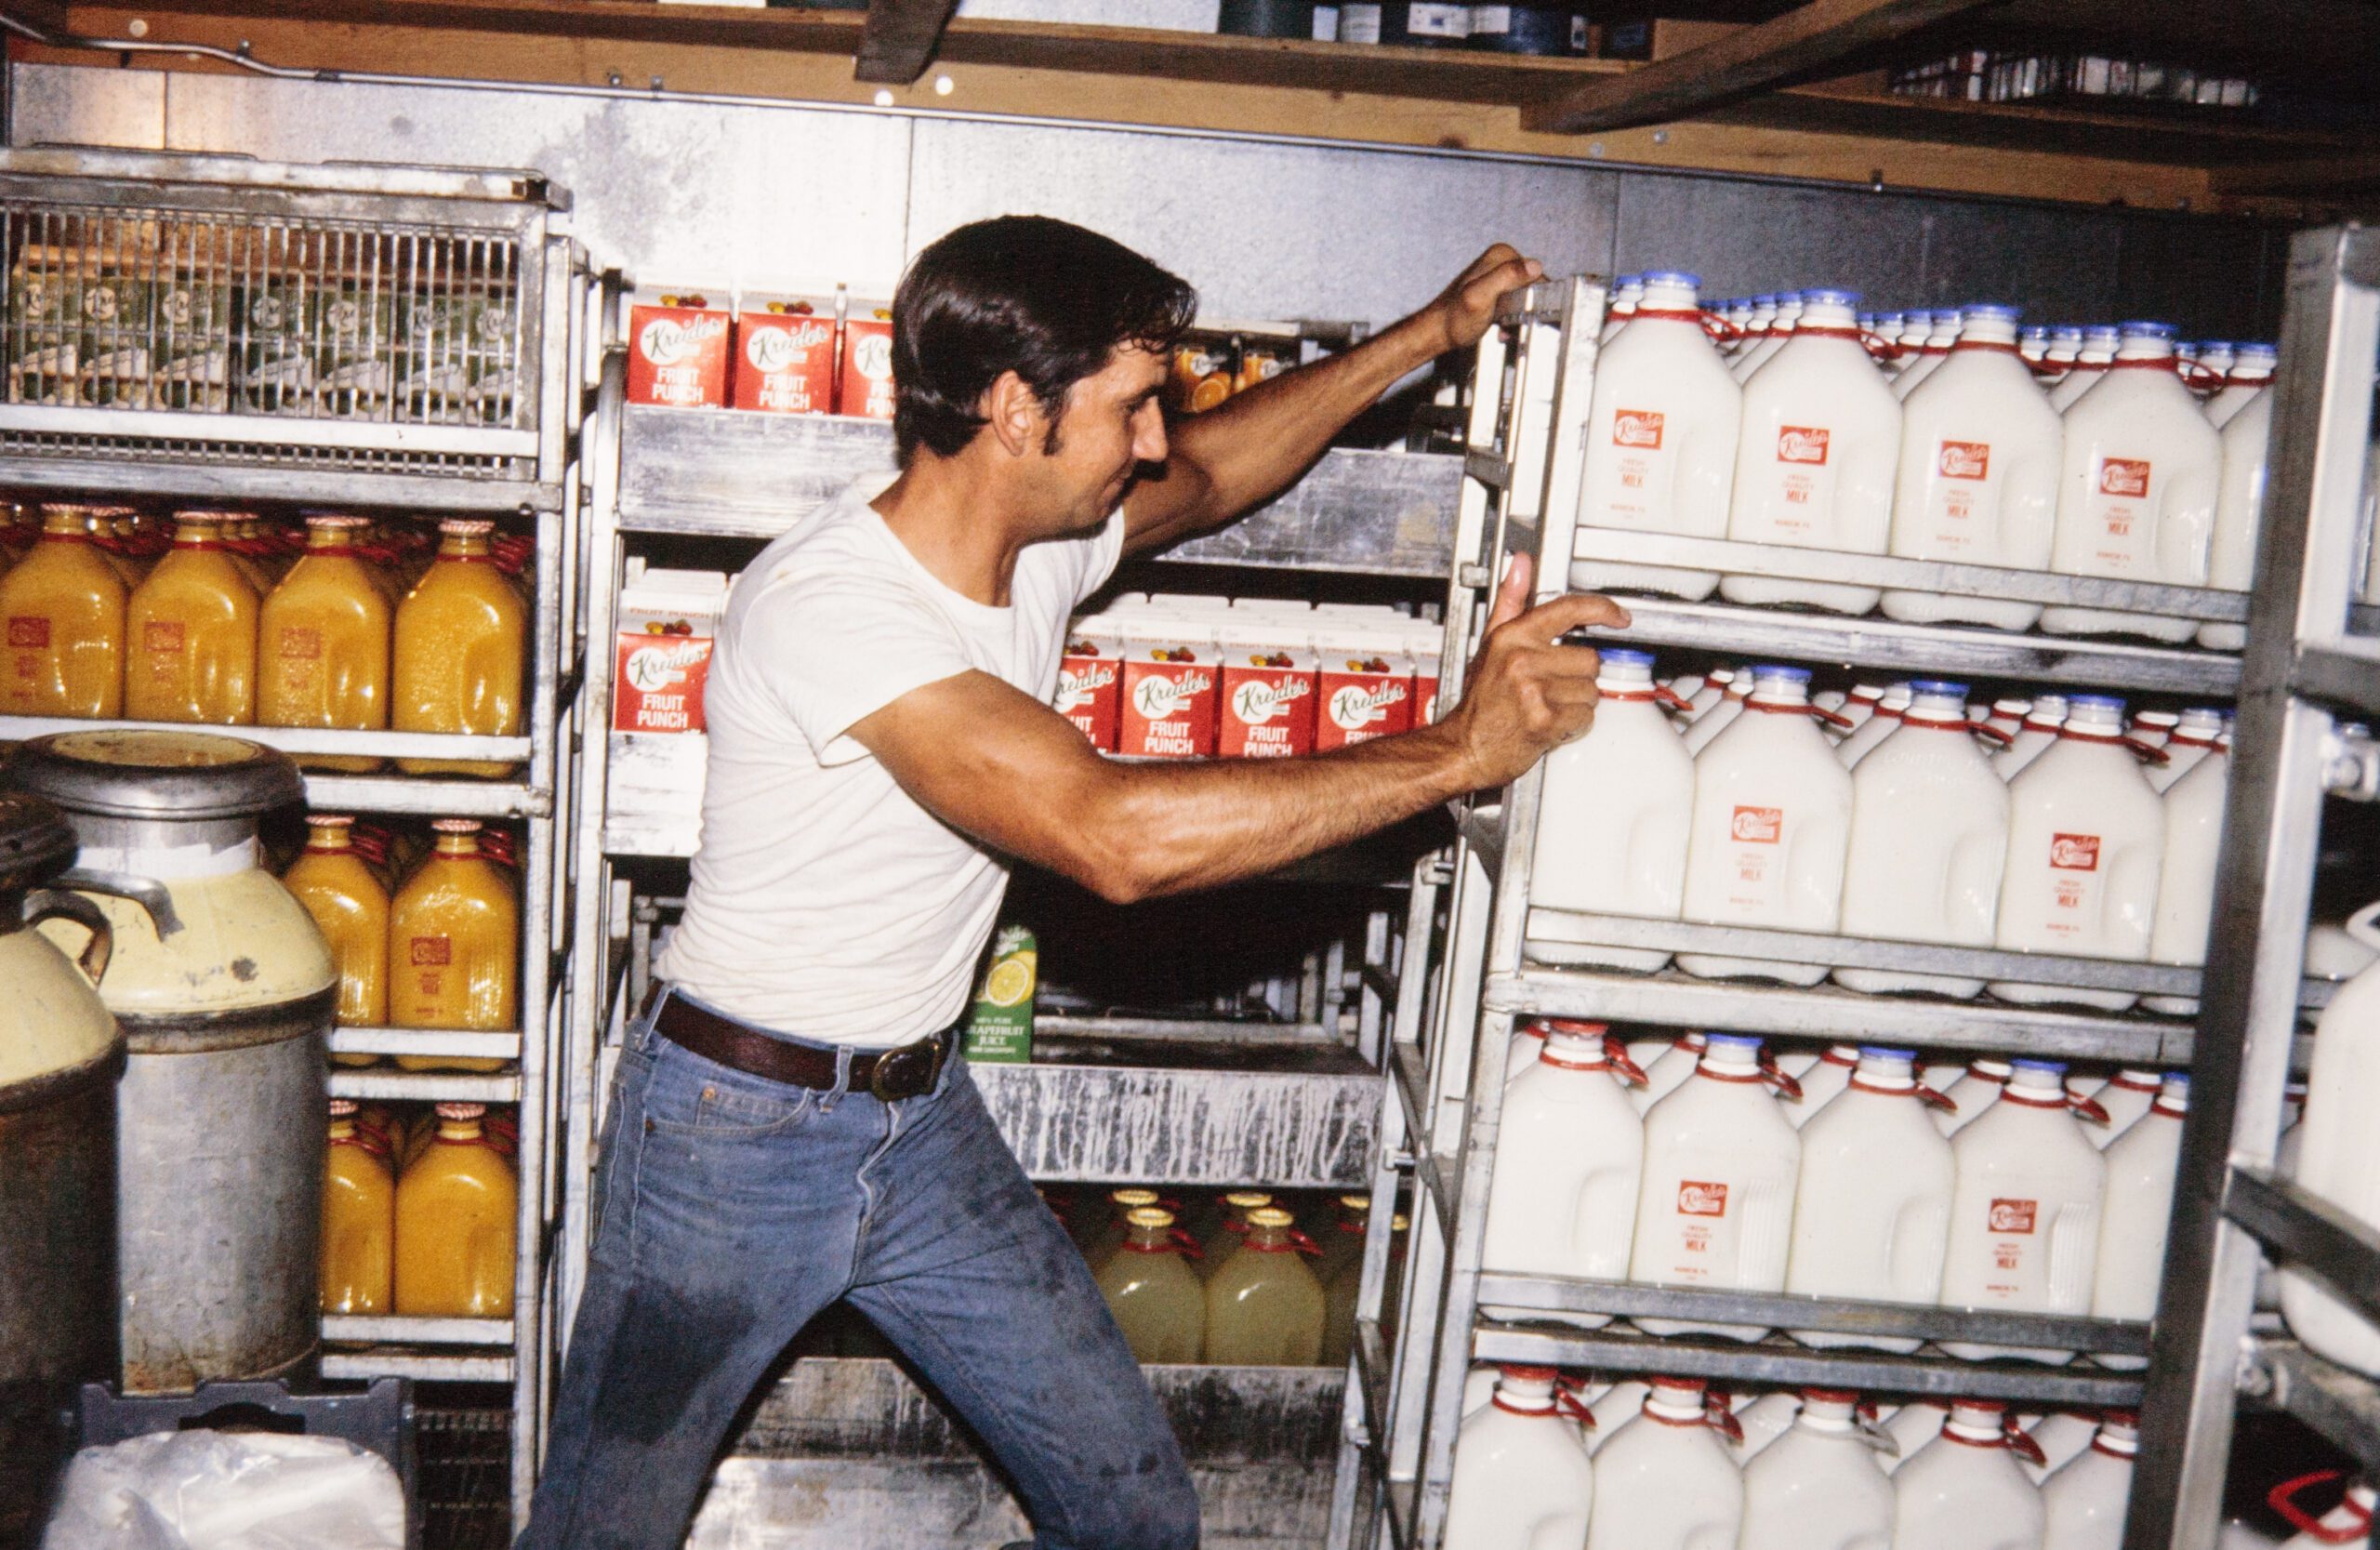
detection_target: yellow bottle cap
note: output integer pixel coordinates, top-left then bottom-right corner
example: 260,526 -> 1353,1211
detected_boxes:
1123,1207 -> 1176,1230
1111,1187 -> 1160,1207
1245,1206 -> 1296,1229
1223,1191 -> 1274,1210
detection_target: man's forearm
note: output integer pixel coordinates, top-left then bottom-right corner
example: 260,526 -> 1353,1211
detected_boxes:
1093,716 -> 1479,899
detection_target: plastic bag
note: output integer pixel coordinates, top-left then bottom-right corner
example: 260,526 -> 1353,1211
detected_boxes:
42,1428 -> 405,1549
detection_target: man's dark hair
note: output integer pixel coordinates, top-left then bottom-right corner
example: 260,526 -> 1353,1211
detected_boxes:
892,216 -> 1198,461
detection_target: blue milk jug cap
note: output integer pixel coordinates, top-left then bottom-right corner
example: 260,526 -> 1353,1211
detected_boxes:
1751,664 -> 1813,682
1858,1046 -> 1920,1062
2011,1057 -> 2069,1074
2119,320 -> 2179,339
2069,693 -> 2127,712
1705,1034 -> 1765,1053
1598,647 -> 1657,668
1964,302 -> 2021,323
1805,287 -> 1859,307
1640,270 -> 1700,289
1909,679 -> 1969,698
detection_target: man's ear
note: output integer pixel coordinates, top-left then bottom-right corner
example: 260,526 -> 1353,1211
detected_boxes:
983,370 -> 1044,458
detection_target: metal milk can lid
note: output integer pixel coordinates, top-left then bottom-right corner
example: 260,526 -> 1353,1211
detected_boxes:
11,730 -> 302,821
0,790 -> 77,894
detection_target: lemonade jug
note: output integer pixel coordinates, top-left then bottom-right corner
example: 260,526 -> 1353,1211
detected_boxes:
389,818 -> 517,1068
393,1101 -> 516,1318
1443,1366 -> 1596,1550
283,814 -> 391,1056
392,518 -> 527,776
1203,1205 -> 1325,1365
1085,1186 -> 1165,1273
125,512 -> 258,725
321,1097 -> 393,1315
258,513 -> 390,772
1320,1199 -> 1368,1367
1093,1206 -> 1204,1363
1201,1189 -> 1276,1280
0,502 -> 126,717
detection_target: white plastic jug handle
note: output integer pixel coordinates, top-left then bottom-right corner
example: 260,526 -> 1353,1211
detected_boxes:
2347,900 -> 2380,954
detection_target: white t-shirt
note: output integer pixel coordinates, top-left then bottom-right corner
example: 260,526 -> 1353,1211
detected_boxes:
653,472 -> 1123,1046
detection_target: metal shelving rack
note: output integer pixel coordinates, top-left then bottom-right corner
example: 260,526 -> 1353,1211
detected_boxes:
2125,224 -> 2380,1550
1335,272 -> 2305,1550
0,147 -> 592,1530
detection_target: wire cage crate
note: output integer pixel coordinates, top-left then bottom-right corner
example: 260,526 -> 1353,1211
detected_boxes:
0,149 -> 573,502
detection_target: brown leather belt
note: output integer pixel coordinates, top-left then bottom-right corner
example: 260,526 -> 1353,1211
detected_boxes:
644,987 -> 952,1101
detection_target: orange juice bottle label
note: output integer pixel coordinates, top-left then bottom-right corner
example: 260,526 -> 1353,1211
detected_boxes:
8,617 -> 48,647
144,620 -> 185,653
279,627 -> 323,659
411,935 -> 453,967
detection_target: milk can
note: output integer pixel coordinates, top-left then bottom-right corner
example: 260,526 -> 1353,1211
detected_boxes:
0,789 -> 120,1540
13,730 -> 336,1393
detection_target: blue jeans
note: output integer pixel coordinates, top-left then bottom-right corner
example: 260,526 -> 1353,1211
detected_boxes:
519,989 -> 1199,1549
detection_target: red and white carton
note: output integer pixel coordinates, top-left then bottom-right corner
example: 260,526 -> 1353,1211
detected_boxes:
1217,602 -> 1318,760
1407,622 -> 1445,726
608,563 -> 730,854
840,301 -> 895,420
627,290 -> 733,408
1118,601 -> 1221,759
1313,605 -> 1418,751
732,297 -> 838,416
1054,615 -> 1123,752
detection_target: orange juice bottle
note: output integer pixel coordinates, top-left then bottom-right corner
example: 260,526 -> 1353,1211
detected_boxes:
321,1098 -> 394,1315
392,1102 -> 516,1318
389,818 -> 516,1070
284,815 -> 391,1061
258,512 -> 390,773
392,519 -> 526,777
0,503 -> 126,717
123,512 -> 259,725
86,508 -> 144,588
218,512 -> 277,594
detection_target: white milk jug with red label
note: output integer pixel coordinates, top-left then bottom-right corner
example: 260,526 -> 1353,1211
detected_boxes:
2039,1413 -> 2137,1550
1996,696 -> 2069,781
1723,289 -> 1905,615
1505,1018 -> 1550,1083
1990,696 -> 2167,1011
1936,1059 -> 2011,1137
1834,680 -> 2011,998
1832,683 -> 1885,743
1734,292 -> 1803,383
1601,274 -> 1644,344
1892,309 -> 1963,402
2046,325 -> 2121,412
2281,917 -> 2380,1377
1939,1059 -> 2109,1363
1789,1044 -> 1860,1126
2206,342 -> 2276,430
2274,1479 -> 2375,1550
1585,1378 -> 1745,1550
2085,1069 -> 2164,1148
1482,1023 -> 1645,1326
1739,1390 -> 1897,1550
2089,1075 -> 2188,1368
1629,1033 -> 1802,1339
1680,672 -> 1752,756
2202,386 -> 2273,651
1784,1047 -> 1956,1351
1634,1031 -> 1706,1114
1442,1365 -> 1598,1550
1883,303 -> 2066,631
1527,647 -> 1693,972
1892,1400 -> 2048,1550
1573,272 -> 1744,603
2023,1411 -> 2099,1484
2043,322 -> 2224,643
1679,667 -> 1853,985
1986,699 -> 2032,744
1836,682 -> 1911,770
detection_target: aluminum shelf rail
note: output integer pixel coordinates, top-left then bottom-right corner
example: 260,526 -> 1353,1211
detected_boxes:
607,402 -> 1462,575
1571,596 -> 2241,696
2122,223 -> 2380,1550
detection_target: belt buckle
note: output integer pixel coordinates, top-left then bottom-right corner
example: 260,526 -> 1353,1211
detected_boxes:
869,1034 -> 945,1101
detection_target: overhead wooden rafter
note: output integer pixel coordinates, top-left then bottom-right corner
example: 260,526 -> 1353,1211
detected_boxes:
853,0 -> 959,86
1521,0 -> 2003,135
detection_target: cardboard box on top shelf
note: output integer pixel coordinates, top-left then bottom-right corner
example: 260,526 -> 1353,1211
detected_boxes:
1599,18 -> 1740,60
840,299 -> 896,420
733,294 -> 840,416
627,287 -> 732,409
1055,616 -> 1125,753
608,561 -> 731,854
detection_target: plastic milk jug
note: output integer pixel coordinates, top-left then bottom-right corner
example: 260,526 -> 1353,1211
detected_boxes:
1790,1044 -> 1861,1126
2046,326 -> 2121,413
2150,709 -> 2225,791
2205,342 -> 2276,430
1482,1023 -> 1644,1326
1680,665 -> 1733,723
1990,696 -> 2166,1010
1635,1032 -> 1706,1113
1733,292 -> 1803,383
2280,919 -> 2380,1377
1732,1390 -> 1804,1463
1836,682 -> 1911,770
1601,274 -> 1643,344
2023,1411 -> 2099,1484
2040,326 -> 2083,385
1882,1402 -> 1946,1474
2090,1076 -> 2188,1366
1587,1379 -> 1651,1452
1936,1059 -> 2011,1137
1785,1047 -> 1955,1350
1986,699 -> 2033,744
1883,304 -> 2066,630
2043,322 -> 2223,643
1679,667 -> 1853,985
1832,683 -> 1885,742
1939,1060 -> 2109,1363
1505,1018 -> 1550,1083
2201,387 -> 2273,651
1629,1033 -> 1803,1339
1892,1400 -> 2047,1550
1996,696 -> 2069,781
1573,272 -> 1744,602
2087,1069 -> 2165,1148
1680,672 -> 1752,757
1739,1389 -> 1896,1550
1892,309 -> 1963,402
2039,1413 -> 2138,1550
1585,1378 -> 1744,1550
1834,680 -> 2011,997
1527,647 -> 1693,970
1443,1365 -> 1597,1550
2145,735 -> 2230,1017
1723,290 -> 1904,615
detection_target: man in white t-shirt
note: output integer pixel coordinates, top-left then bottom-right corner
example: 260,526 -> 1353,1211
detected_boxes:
523,217 -> 1625,1550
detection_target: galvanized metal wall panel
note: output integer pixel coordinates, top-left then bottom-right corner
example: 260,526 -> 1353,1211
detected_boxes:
9,63 -> 164,149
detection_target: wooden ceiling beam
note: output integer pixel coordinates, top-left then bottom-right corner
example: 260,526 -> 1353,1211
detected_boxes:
1520,0 -> 2003,135
853,0 -> 959,86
